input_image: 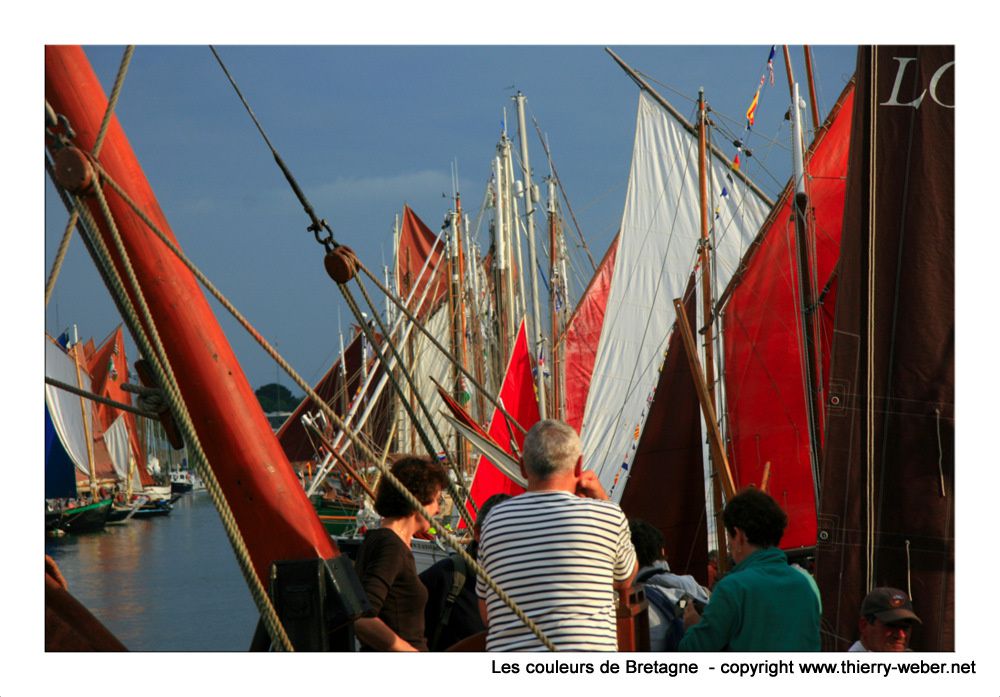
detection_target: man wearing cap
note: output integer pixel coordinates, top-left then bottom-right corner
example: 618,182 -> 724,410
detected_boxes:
849,587 -> 922,652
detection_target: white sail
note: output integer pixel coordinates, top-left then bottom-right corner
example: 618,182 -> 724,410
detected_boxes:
104,413 -> 132,482
579,91 -> 770,500
44,336 -> 94,478
397,301 -> 454,454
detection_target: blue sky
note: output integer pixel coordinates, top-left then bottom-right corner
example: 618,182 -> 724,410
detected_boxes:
44,44 -> 856,391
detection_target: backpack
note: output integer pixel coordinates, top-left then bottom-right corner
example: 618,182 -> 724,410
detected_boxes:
429,554 -> 468,652
642,584 -> 685,652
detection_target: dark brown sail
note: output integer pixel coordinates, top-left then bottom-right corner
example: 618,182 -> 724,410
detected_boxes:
620,274 -> 709,586
815,45 -> 954,651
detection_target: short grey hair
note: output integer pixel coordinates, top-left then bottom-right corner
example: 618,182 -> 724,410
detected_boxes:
522,419 -> 581,479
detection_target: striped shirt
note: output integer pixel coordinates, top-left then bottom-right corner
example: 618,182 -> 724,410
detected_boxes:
475,491 -> 637,651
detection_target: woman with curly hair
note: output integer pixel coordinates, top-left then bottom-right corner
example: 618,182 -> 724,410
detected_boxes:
353,455 -> 449,651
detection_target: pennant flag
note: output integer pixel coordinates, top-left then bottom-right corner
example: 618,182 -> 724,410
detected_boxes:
767,46 -> 776,86
733,153 -> 741,170
746,88 -> 761,129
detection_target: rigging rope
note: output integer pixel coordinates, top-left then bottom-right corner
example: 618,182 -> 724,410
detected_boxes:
864,49 -> 879,593
529,113 -> 597,273
935,408 -> 946,497
356,261 -> 528,436
339,278 -> 476,531
209,46 -> 335,249
48,163 -> 295,651
86,156 -> 555,651
45,46 -> 134,307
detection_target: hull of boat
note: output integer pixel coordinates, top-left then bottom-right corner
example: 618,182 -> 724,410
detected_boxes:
46,510 -> 62,531
313,500 -> 360,537
131,500 -> 173,518
58,499 -> 112,533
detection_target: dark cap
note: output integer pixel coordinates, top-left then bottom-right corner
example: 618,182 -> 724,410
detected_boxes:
861,587 -> 922,624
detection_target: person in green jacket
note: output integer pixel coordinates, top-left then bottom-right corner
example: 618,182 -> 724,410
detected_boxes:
678,488 -> 821,651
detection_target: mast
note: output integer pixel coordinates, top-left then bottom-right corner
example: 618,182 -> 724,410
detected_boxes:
492,153 -> 512,362
782,45 -> 796,105
70,333 -> 98,495
803,46 -> 821,131
547,177 -> 563,420
447,182 -> 470,473
697,88 -> 729,572
514,92 -> 548,419
790,82 -> 824,505
505,145 -> 529,347
465,211 -> 487,424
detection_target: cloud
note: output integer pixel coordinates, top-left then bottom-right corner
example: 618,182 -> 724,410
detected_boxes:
308,169 -> 454,205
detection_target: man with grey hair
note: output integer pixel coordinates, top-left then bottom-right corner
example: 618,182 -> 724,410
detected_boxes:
475,419 -> 638,651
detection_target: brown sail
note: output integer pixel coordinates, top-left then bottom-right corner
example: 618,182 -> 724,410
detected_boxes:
815,45 -> 954,651
619,274 -> 709,586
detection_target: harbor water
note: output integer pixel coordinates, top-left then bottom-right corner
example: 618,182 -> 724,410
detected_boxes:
45,491 -> 259,651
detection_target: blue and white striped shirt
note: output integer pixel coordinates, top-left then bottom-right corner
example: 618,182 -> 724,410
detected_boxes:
476,491 -> 637,651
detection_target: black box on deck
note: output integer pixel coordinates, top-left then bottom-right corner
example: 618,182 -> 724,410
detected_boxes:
252,555 -> 372,651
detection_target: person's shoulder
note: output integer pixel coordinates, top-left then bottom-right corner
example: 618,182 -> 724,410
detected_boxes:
571,496 -> 624,513
362,527 -> 407,552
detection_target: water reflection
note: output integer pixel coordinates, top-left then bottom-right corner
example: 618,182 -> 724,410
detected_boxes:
46,492 -> 258,651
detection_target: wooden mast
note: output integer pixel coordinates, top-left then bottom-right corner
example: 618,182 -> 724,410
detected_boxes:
697,88 -> 730,574
790,82 -> 824,505
447,185 -> 470,473
70,337 -> 99,496
803,46 -> 821,131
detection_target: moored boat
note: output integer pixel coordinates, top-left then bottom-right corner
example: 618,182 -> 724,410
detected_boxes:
55,498 -> 113,533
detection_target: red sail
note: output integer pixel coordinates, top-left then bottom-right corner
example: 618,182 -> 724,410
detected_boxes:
463,321 -> 537,523
86,326 -> 153,486
562,234 -> 619,432
718,82 -> 855,550
276,330 -> 389,467
396,204 -> 447,319
46,46 -> 338,583
815,46 -> 954,651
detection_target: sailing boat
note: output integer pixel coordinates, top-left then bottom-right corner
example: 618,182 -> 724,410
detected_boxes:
44,333 -> 114,532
